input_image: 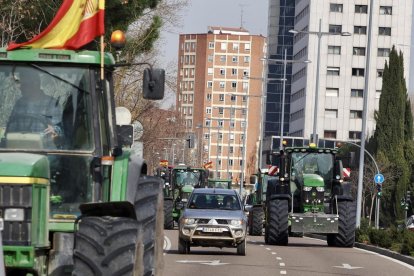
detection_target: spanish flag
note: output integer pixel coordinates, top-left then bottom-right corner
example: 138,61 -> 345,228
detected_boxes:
7,0 -> 104,51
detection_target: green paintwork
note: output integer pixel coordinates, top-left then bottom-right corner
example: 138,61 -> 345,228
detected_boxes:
0,48 -> 115,66
302,174 -> 324,187
110,149 -> 131,202
48,221 -> 76,232
0,153 -> 49,178
3,246 -> 35,268
31,184 -> 50,247
181,185 -> 194,193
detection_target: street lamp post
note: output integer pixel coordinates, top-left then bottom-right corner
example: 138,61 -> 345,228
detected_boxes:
289,19 -> 351,143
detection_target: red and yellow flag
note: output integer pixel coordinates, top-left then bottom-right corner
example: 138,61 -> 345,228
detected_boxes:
7,0 -> 104,51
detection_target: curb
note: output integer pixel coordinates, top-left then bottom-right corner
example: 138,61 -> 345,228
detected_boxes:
305,234 -> 414,267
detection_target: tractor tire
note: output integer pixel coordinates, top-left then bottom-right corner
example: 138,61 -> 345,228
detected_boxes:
267,199 -> 289,246
327,200 -> 356,247
237,239 -> 246,256
164,199 -> 174,229
249,206 -> 264,236
72,216 -> 142,276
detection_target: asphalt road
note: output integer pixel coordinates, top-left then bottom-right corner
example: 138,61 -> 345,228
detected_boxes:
163,229 -> 414,276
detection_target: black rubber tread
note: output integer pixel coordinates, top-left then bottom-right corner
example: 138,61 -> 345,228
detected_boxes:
237,239 -> 246,256
266,199 -> 289,246
327,200 -> 356,247
133,177 -> 164,276
164,199 -> 174,229
178,238 -> 189,254
249,206 -> 264,236
72,216 -> 140,276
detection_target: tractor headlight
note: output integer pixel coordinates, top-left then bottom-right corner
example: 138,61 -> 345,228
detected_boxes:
230,220 -> 242,226
303,186 -> 312,192
316,187 -> 325,192
5,208 -> 24,221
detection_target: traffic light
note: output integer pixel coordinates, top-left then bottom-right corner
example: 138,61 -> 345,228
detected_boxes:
376,184 -> 382,197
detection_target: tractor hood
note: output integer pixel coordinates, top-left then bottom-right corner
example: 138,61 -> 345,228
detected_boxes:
303,174 -> 324,187
181,185 -> 195,193
0,152 -> 49,178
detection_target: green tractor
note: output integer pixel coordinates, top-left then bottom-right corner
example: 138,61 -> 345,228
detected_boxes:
0,46 -> 165,275
163,165 -> 209,229
207,178 -> 232,189
265,143 -> 356,247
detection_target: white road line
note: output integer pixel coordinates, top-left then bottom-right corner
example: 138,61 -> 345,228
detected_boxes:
271,252 -> 277,255
280,263 -> 285,267
276,257 -> 282,260
260,244 -> 264,247
163,235 -> 172,253
354,247 -> 414,271
266,247 -> 271,250
280,271 -> 287,275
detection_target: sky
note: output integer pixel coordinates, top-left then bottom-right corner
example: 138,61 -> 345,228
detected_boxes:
158,0 -> 269,107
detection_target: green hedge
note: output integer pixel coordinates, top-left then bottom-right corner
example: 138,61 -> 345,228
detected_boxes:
356,219 -> 414,256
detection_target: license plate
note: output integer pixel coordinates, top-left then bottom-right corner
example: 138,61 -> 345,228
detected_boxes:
203,227 -> 222,233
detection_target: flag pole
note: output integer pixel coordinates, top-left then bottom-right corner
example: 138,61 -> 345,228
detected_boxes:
100,35 -> 104,80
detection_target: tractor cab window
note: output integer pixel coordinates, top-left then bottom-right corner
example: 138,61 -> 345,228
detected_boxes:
290,152 -> 334,185
174,170 -> 202,187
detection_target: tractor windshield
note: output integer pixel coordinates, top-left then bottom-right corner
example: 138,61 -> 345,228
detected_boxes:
173,170 -> 202,187
290,152 -> 334,185
0,64 -> 93,152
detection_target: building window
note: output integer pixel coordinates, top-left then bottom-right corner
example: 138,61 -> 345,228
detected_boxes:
219,81 -> 225,88
379,27 -> 391,36
220,68 -> 225,75
350,110 -> 363,119
208,68 -> 213,75
328,46 -> 341,55
244,56 -> 250,63
380,6 -> 392,15
326,88 -> 339,97
244,43 -> 251,51
219,94 -> 224,101
324,130 -> 337,139
218,132 -> 223,140
377,69 -> 384,78
351,89 -> 364,97
208,55 -> 213,62
221,42 -> 227,50
204,133 -> 209,140
230,120 -> 235,128
208,42 -> 214,49
232,68 -> 237,75
207,81 -> 213,88
218,107 -> 224,114
207,93 -> 211,101
354,26 -> 367,35
243,70 -> 249,77
205,119 -> 211,127
378,48 -> 390,57
228,159 -> 233,166
327,67 -> 340,76
329,24 -> 342,34
355,5 -> 368,13
220,55 -> 226,62
206,107 -> 211,114
232,56 -> 238,62
325,109 -> 338,118
241,121 -> 246,128
241,108 -> 247,115
218,120 -> 224,127
233,43 -> 239,50
242,96 -> 247,102
330,3 -> 343,12
353,47 -> 366,56
242,82 -> 249,91
230,133 -> 234,140
229,146 -> 234,154
230,95 -> 236,102
352,68 -> 365,77
231,82 -> 237,88
188,107 -> 193,115
217,146 -> 222,154
349,131 -> 362,140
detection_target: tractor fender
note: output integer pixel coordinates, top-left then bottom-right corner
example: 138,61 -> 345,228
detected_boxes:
78,201 -> 136,219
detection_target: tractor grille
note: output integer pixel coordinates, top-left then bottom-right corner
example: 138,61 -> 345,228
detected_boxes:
0,184 -> 32,246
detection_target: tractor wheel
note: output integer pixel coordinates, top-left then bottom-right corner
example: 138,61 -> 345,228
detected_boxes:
164,199 -> 174,229
72,216 -> 142,276
237,239 -> 246,256
249,206 -> 264,236
267,199 -> 289,246
178,237 -> 190,254
327,200 -> 356,247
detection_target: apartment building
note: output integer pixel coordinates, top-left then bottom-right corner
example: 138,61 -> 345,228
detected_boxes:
268,0 -> 413,141
176,26 -> 266,183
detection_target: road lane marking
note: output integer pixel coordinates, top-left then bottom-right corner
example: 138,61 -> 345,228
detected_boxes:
354,247 -> 414,271
266,247 -> 271,250
333,263 -> 362,270
260,244 -> 264,247
176,260 -> 229,266
276,257 -> 282,260
163,235 -> 171,255
280,271 -> 287,275
280,263 -> 285,267
271,252 -> 277,255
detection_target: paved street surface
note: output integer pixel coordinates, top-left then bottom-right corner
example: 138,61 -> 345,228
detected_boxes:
163,229 -> 414,276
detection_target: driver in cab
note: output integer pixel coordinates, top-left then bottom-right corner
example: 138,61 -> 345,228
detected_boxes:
7,72 -> 63,139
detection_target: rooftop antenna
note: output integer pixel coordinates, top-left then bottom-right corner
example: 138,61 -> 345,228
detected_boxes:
239,4 -> 247,28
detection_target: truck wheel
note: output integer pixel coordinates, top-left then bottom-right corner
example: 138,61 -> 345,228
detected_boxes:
327,200 -> 356,247
164,199 -> 174,229
249,206 -> 264,236
73,216 -> 142,276
178,238 -> 190,254
267,199 -> 289,246
237,239 -> 246,256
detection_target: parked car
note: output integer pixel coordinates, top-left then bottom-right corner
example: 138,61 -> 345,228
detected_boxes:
178,188 -> 247,255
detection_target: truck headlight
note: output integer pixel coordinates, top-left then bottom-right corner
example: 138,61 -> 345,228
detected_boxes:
183,218 -> 195,225
5,208 -> 24,221
230,220 -> 242,226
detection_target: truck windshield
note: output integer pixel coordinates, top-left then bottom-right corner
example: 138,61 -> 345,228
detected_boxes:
0,64 -> 93,151
290,152 -> 334,184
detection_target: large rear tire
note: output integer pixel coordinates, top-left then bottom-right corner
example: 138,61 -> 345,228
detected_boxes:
267,199 -> 289,246
249,206 -> 264,236
164,199 -> 174,229
327,200 -> 356,247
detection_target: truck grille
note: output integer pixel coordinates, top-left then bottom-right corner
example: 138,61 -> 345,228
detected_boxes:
0,184 -> 32,246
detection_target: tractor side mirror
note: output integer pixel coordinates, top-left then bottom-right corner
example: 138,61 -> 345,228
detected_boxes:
143,68 -> 165,100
